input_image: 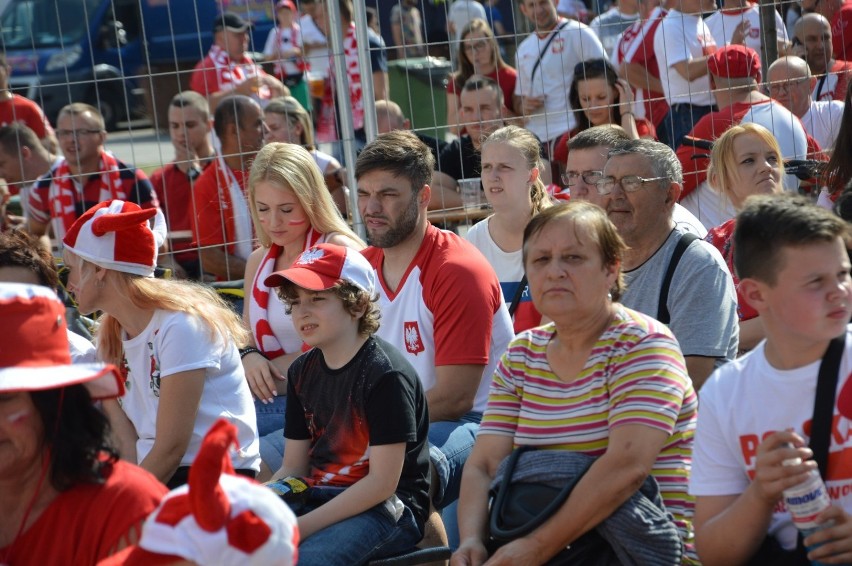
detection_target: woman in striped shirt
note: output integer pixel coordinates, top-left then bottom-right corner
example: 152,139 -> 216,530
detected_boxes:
452,202 -> 699,565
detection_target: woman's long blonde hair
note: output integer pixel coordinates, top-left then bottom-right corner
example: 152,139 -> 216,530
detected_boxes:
86,262 -> 250,367
481,125 -> 554,215
248,143 -> 363,248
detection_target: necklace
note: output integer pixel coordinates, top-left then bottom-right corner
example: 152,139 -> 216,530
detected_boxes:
0,453 -> 51,566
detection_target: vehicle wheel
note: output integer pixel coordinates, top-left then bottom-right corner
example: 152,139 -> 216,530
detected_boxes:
88,87 -> 123,131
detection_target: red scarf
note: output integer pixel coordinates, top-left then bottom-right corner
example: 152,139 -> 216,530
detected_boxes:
49,151 -> 123,241
316,23 -> 364,142
207,44 -> 271,99
248,228 -> 324,357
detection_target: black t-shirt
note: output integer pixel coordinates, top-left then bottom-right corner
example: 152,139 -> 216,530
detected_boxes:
285,335 -> 430,531
436,135 -> 479,181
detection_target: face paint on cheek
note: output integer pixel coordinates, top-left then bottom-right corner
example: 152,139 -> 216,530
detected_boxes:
288,218 -> 307,226
6,409 -> 28,425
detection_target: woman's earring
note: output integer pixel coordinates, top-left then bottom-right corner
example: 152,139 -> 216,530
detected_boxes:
607,291 -> 613,301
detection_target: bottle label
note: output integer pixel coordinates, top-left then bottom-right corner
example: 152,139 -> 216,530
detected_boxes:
784,479 -> 832,530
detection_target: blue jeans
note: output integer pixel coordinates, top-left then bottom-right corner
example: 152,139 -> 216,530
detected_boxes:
256,397 -> 287,470
428,411 -> 481,510
657,103 -> 715,150
254,396 -> 287,437
290,487 -> 423,566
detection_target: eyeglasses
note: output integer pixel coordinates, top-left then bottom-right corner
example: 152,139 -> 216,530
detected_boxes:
560,170 -> 603,187
56,129 -> 103,138
594,175 -> 668,195
463,40 -> 489,53
767,79 -> 809,94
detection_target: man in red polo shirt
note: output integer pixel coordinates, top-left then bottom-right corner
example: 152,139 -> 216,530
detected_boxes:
190,11 -> 288,111
149,92 -> 215,280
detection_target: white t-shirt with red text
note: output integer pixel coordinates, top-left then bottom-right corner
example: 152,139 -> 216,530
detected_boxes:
612,6 -> 669,125
362,225 -> 514,413
704,4 -> 787,54
690,328 -> 852,550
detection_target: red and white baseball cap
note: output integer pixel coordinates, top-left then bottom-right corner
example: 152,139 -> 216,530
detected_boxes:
265,243 -> 376,295
62,200 -> 167,277
101,419 -> 299,566
0,283 -> 123,399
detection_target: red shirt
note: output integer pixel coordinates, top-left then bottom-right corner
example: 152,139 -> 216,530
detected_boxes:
190,159 -> 249,254
613,7 -> 669,126
832,1 -> 852,62
705,219 -> 757,321
149,162 -> 209,261
447,66 -> 518,116
0,460 -> 166,566
0,94 -> 53,139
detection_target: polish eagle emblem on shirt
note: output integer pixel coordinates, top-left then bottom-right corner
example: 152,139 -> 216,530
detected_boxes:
404,321 -> 424,355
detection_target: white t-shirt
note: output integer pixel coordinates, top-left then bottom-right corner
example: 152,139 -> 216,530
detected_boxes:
300,14 -> 329,78
120,310 -> 260,471
448,0 -> 487,43
465,217 -> 524,303
654,10 -> 717,106
704,4 -> 787,54
680,182 -> 738,231
802,99 -> 845,152
68,329 -> 96,364
590,8 -> 640,57
673,202 -> 709,237
691,330 -> 852,550
514,18 -> 607,141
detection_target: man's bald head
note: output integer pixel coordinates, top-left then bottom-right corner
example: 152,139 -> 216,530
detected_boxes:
795,13 -> 833,74
375,100 -> 409,134
768,56 -> 814,117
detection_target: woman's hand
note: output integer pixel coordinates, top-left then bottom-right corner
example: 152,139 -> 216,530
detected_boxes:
615,79 -> 635,118
749,430 -> 817,506
451,538 -> 489,566
242,351 -> 286,403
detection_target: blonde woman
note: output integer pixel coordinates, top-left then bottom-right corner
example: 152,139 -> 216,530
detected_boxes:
705,123 -> 784,351
466,125 -> 553,333
242,142 -> 364,476
62,200 -> 260,489
263,96 -> 348,216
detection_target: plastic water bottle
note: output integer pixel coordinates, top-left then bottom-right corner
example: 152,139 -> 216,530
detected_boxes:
782,462 -> 833,566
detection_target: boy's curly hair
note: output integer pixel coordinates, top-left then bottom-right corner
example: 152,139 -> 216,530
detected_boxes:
276,280 -> 380,337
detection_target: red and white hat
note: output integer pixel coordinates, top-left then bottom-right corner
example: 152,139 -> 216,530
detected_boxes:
101,419 -> 299,566
62,200 -> 167,277
0,283 -> 123,399
265,243 -> 376,295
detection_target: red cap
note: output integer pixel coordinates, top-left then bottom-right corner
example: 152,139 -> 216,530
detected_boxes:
264,243 -> 376,295
707,44 -> 761,82
276,0 -> 297,11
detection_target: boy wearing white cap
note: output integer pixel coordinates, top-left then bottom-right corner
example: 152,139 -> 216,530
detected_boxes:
264,243 -> 430,566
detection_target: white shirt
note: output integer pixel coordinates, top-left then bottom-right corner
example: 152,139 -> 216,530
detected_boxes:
514,18 -> 607,141
590,8 -> 640,57
802,99 -> 845,151
654,9 -> 717,106
448,0 -> 487,43
704,4 -> 787,54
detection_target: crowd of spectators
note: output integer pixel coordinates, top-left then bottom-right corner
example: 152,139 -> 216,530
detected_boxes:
6,0 -> 852,563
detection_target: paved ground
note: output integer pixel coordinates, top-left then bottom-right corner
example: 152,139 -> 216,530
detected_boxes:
104,127 -> 173,174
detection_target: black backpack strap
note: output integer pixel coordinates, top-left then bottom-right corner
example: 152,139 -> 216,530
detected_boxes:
530,20 -> 570,83
810,335 -> 846,476
508,275 -> 528,319
656,232 -> 700,324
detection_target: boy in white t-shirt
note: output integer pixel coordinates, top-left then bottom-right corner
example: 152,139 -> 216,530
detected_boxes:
690,194 -> 852,564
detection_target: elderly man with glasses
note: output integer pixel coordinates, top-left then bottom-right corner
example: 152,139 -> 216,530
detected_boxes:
599,138 -> 739,389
